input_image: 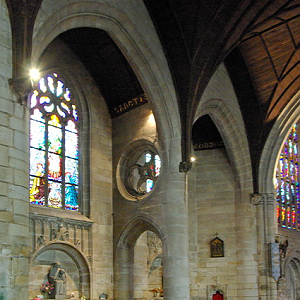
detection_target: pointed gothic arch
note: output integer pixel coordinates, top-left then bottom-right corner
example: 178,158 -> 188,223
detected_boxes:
259,90 -> 300,193
194,97 -> 252,190
283,251 -> 300,300
114,216 -> 165,300
32,1 -> 181,162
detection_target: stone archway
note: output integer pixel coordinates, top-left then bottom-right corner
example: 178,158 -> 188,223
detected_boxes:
283,254 -> 300,300
29,242 -> 91,299
114,216 -> 164,300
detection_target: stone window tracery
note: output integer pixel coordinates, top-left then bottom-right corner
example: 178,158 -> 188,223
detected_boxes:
127,150 -> 161,195
29,72 -> 79,211
117,141 -> 161,201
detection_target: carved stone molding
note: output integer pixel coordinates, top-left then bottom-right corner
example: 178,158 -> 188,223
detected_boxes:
147,231 -> 162,254
30,212 -> 93,253
8,77 -> 32,105
5,0 -> 42,78
250,193 -> 263,205
250,193 -> 275,205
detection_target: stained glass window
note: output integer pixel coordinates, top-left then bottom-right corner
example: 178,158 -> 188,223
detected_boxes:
29,73 -> 79,211
275,123 -> 299,229
127,150 -> 161,196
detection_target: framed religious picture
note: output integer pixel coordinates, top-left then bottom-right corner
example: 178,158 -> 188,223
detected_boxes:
210,237 -> 224,257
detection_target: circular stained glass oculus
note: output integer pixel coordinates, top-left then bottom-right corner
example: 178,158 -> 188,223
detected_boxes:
117,142 -> 161,201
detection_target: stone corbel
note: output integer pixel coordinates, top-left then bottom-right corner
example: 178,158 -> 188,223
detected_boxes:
250,193 -> 275,205
275,235 -> 289,259
179,160 -> 192,173
250,193 -> 263,205
8,76 -> 32,106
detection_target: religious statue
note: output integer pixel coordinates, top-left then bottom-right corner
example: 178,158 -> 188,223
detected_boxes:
48,262 -> 67,298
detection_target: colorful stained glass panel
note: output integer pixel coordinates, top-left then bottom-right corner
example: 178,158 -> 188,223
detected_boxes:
65,158 -> 78,185
64,88 -> 71,101
49,115 -> 61,128
65,131 -> 78,158
30,90 -> 38,108
56,80 -> 64,97
30,120 -> 45,150
30,72 -> 79,211
65,184 -> 78,210
31,109 -> 44,122
48,76 -> 55,94
39,78 -> 47,93
48,125 -> 62,154
146,179 -> 154,193
48,153 -> 62,181
30,175 -> 45,205
48,181 -> 62,208
276,123 -> 300,230
30,149 -> 45,176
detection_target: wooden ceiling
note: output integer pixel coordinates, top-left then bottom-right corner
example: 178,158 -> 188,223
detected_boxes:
144,0 -> 300,189
6,0 -> 300,191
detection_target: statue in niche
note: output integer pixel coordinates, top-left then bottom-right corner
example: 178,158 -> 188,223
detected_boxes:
48,262 -> 67,297
37,235 -> 45,246
51,229 -> 58,240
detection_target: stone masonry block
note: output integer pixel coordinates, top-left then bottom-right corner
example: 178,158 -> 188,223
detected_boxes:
13,131 -> 28,151
0,211 -> 13,222
0,98 -> 13,114
7,184 -> 28,200
0,126 -> 13,146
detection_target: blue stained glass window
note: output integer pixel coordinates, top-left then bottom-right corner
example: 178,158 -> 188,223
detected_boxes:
275,123 -> 299,229
29,73 -> 79,211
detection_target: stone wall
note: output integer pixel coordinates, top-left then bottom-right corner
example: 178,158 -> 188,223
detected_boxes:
193,147 -> 237,299
189,64 -> 257,300
0,1 -> 30,300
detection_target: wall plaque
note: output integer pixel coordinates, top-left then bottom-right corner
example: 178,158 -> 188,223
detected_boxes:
210,237 -> 224,257
271,243 -> 280,281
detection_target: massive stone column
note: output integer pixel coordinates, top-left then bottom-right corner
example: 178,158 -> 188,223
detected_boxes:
234,189 -> 260,300
160,158 -> 190,300
254,193 -> 278,300
0,97 -> 30,300
2,2 -> 38,298
114,245 -> 134,300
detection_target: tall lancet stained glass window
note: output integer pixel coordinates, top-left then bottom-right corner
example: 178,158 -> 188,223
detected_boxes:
29,73 -> 79,211
275,123 -> 299,229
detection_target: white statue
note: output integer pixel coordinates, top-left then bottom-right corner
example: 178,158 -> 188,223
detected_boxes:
48,262 -> 67,296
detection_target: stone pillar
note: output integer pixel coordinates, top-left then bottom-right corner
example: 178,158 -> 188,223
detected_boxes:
235,190 -> 260,299
134,232 -> 149,300
0,96 -> 30,300
114,245 -> 134,300
265,193 -> 278,300
161,170 -> 190,300
254,193 -> 278,300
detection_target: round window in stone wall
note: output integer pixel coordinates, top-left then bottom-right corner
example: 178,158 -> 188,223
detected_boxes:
117,141 -> 161,201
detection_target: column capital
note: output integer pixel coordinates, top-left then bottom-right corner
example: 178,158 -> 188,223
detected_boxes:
179,161 -> 192,173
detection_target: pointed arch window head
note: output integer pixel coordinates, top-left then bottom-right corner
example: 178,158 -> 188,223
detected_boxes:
275,123 -> 299,229
29,73 -> 79,211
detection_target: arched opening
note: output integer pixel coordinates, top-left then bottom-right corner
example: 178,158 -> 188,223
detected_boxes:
29,243 -> 90,299
284,257 -> 300,300
134,231 -> 163,299
114,218 -> 164,300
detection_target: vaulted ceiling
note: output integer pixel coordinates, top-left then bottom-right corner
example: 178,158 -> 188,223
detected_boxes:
6,0 -> 300,191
